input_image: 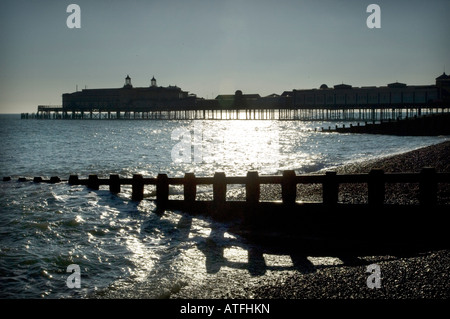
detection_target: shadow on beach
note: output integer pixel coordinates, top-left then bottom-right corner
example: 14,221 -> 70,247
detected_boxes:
174,141 -> 450,298
92,141 -> 450,299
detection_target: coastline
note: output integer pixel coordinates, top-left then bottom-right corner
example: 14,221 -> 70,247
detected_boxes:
170,141 -> 450,299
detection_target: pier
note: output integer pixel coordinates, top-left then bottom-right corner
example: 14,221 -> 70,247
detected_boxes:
20,73 -> 450,122
21,105 -> 450,122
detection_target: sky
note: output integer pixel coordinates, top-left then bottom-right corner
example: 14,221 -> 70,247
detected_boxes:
1,0 -> 449,113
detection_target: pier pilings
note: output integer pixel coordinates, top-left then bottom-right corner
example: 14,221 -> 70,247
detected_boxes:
21,105 -> 450,122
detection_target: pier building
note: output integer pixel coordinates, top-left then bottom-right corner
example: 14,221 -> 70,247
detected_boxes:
62,75 -> 196,112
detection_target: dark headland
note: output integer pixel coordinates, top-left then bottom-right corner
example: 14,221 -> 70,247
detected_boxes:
325,113 -> 450,136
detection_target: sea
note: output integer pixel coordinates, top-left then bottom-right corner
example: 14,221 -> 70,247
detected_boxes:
0,113 -> 448,299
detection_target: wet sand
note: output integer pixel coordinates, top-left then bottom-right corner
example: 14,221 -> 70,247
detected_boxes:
172,141 -> 450,299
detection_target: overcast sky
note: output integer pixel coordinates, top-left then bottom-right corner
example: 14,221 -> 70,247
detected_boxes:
1,0 -> 449,113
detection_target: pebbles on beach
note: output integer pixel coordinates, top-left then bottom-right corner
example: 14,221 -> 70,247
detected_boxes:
171,141 -> 450,299
258,141 -> 450,205
249,250 -> 450,299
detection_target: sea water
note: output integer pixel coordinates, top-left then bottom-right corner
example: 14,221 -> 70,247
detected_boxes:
0,114 -> 447,298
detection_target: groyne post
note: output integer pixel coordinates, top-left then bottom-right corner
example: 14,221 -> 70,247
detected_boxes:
213,172 -> 227,218
323,171 -> 338,205
419,167 -> 437,206
368,169 -> 385,206
50,176 -> 61,184
282,170 -> 297,205
88,175 -> 99,190
245,171 -> 260,221
110,174 -> 121,194
68,175 -> 79,185
246,171 -> 260,206
184,173 -> 196,202
132,174 -> 144,201
156,173 -> 169,206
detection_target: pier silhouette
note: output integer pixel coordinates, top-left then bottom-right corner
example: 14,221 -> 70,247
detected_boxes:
21,73 -> 450,125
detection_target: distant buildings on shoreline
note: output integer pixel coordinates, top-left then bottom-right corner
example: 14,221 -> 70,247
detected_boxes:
59,73 -> 450,112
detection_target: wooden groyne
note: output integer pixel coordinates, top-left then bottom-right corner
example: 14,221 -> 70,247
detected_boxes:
4,168 -> 449,210
4,169 -> 449,252
323,113 -> 450,136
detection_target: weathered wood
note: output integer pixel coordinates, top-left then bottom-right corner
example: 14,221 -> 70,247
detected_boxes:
246,171 -> 260,205
212,172 -> 227,219
68,175 -> 79,185
323,171 -> 338,205
213,172 -> 226,205
50,176 -> 61,184
419,167 -> 437,206
184,173 -> 196,202
110,174 -> 120,193
368,169 -> 385,206
281,170 -> 297,204
20,169 -> 449,218
132,174 -> 144,201
88,175 -> 99,190
156,173 -> 169,205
